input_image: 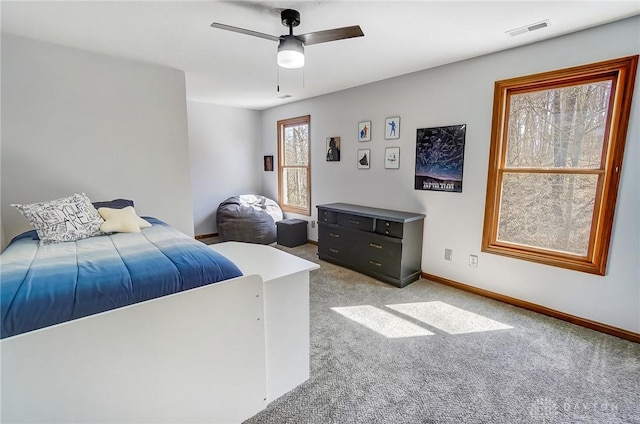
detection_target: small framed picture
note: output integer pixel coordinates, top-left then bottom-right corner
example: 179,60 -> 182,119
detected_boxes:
357,149 -> 370,169
385,147 -> 400,169
385,116 -> 400,139
358,121 -> 371,142
326,137 -> 341,161
264,155 -> 274,171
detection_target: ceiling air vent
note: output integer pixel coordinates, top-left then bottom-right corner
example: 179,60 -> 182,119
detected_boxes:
506,20 -> 549,37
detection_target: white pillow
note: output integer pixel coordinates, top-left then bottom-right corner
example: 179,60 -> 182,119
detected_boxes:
98,206 -> 151,233
12,193 -> 104,244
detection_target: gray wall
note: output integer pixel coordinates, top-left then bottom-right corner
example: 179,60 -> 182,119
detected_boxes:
187,100 -> 261,235
1,34 -> 194,247
260,17 -> 640,333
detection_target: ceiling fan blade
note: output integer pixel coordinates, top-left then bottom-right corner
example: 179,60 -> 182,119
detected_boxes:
298,26 -> 364,46
210,22 -> 280,42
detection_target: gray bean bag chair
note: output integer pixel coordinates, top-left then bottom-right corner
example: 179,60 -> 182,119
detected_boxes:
216,195 -> 283,244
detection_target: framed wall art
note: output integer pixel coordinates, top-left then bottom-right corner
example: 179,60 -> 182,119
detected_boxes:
414,124 -> 466,192
358,121 -> 371,142
326,137 -> 341,161
385,116 -> 400,139
385,147 -> 400,169
357,149 -> 370,169
264,155 -> 274,171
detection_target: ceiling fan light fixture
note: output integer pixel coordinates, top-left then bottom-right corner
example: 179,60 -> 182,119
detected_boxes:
277,36 -> 305,69
211,9 -> 363,71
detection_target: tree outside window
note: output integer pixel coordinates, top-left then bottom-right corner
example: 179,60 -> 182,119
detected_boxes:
278,115 -> 311,215
482,56 -> 638,275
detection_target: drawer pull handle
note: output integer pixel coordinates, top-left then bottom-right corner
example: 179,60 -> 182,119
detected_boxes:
369,243 -> 383,249
329,248 -> 339,253
385,230 -> 390,235
330,233 -> 340,238
348,219 -> 360,225
369,260 -> 382,267
386,222 -> 390,227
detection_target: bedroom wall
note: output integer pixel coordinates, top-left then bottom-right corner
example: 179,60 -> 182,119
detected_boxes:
260,16 -> 640,333
1,34 -> 194,249
187,101 -> 261,236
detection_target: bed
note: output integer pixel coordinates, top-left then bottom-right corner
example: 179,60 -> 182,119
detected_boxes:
1,217 -> 244,339
0,212 -> 319,423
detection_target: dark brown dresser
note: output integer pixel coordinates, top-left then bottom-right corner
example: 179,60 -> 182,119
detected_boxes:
316,203 -> 425,287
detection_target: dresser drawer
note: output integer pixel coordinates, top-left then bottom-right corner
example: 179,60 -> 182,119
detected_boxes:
337,213 -> 374,232
318,208 -> 337,224
318,224 -> 350,244
358,234 -> 402,260
318,242 -> 350,261
375,220 -> 404,239
358,255 -> 401,277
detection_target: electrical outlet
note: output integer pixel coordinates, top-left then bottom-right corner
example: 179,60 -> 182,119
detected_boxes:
444,248 -> 453,261
311,220 -> 316,228
469,254 -> 478,268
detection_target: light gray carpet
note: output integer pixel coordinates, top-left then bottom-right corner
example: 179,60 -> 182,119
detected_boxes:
241,243 -> 640,424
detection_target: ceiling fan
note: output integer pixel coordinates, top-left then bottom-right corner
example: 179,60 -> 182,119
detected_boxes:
210,9 -> 364,69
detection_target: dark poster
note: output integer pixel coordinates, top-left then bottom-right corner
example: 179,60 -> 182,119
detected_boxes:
414,124 -> 466,192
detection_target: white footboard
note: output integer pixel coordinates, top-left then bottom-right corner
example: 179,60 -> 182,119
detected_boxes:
209,242 -> 320,402
1,274 -> 268,424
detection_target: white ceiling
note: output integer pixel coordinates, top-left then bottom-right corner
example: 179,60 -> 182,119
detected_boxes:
2,1 -> 639,110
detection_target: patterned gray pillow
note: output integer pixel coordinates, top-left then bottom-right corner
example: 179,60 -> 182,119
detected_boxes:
12,193 -> 105,244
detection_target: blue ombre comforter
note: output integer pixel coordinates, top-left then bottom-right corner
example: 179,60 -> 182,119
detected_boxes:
0,218 -> 243,339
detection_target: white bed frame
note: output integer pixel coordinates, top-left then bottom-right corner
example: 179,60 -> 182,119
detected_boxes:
0,241 -> 319,423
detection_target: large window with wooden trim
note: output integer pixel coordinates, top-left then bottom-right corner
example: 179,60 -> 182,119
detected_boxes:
278,115 -> 311,215
482,56 -> 637,275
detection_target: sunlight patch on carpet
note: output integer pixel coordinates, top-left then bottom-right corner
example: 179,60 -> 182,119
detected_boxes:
331,305 -> 434,338
386,301 -> 513,334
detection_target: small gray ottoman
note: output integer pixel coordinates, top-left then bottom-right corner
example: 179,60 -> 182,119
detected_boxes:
276,219 -> 308,247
